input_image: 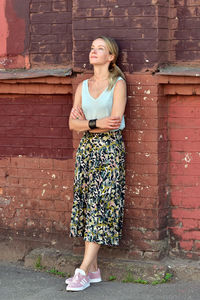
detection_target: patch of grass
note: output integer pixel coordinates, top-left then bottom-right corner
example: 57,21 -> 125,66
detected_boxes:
108,275 -> 117,281
151,272 -> 173,285
47,268 -> 66,278
35,256 -> 45,270
35,256 -> 67,278
122,271 -> 173,285
122,271 -> 135,283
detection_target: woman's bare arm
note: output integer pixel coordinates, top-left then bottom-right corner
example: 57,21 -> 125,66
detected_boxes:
69,79 -> 126,133
69,82 -> 90,132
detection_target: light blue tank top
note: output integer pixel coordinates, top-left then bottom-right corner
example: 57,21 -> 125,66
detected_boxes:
82,77 -> 125,130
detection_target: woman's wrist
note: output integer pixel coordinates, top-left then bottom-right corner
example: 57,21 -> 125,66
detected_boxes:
88,119 -> 97,129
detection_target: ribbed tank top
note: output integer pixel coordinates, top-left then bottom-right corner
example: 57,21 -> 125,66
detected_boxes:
82,77 -> 125,130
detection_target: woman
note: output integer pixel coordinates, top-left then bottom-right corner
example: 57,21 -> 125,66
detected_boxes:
66,36 -> 126,292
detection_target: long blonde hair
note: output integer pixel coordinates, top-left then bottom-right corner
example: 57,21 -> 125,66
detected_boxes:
96,36 -> 125,90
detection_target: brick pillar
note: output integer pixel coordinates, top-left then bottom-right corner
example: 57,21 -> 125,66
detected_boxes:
121,74 -> 168,260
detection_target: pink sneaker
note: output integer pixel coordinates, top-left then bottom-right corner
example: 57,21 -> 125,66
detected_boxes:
66,268 -> 90,292
65,268 -> 101,285
89,268 -> 102,283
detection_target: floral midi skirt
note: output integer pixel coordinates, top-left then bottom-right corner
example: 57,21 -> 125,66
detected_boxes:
70,130 -> 125,246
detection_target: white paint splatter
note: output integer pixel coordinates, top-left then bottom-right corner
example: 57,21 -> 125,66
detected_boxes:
145,153 -> 150,157
183,153 -> 192,163
144,90 -> 151,94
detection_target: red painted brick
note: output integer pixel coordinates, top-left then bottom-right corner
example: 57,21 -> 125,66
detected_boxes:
172,208 -> 200,220
182,219 -> 199,229
179,241 -> 194,251
194,242 -> 200,251
182,231 -> 200,241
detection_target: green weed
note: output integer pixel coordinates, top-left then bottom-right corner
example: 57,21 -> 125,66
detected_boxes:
35,257 -> 67,278
108,275 -> 117,281
47,268 -> 66,277
122,271 -> 173,285
35,256 -> 45,270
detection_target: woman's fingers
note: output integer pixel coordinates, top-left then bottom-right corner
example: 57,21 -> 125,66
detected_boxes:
71,107 -> 85,120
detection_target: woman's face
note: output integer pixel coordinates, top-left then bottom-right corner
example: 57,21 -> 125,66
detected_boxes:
89,38 -> 114,66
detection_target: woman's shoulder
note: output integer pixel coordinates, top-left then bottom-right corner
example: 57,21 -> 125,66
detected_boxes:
114,77 -> 126,88
76,79 -> 88,91
116,76 -> 126,82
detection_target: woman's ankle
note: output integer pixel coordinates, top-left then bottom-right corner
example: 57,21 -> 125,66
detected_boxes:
89,266 -> 98,273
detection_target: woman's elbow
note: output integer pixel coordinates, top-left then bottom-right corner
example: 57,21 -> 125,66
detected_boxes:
69,119 -> 73,131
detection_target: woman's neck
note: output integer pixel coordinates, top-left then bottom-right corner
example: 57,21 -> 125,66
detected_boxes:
93,66 -> 109,81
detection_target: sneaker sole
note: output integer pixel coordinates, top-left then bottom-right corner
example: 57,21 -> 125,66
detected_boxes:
66,282 -> 90,291
90,278 -> 102,283
66,278 -> 102,285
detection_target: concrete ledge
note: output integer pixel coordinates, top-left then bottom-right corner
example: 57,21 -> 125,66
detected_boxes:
24,248 -> 169,283
1,242 -> 200,283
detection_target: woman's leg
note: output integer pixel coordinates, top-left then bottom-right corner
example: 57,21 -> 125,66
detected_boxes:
79,241 -> 100,274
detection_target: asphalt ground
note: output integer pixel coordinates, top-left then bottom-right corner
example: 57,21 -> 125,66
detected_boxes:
0,262 -> 200,300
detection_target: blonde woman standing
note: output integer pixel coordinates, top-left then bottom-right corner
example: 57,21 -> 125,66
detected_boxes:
66,36 -> 127,292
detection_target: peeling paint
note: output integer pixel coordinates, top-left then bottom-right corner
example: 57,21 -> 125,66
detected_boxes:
52,174 -> 56,179
27,220 -> 35,227
0,196 -> 11,206
183,153 -> 192,164
42,190 -> 45,196
145,153 -> 151,157
144,89 -> 151,94
133,186 -> 144,195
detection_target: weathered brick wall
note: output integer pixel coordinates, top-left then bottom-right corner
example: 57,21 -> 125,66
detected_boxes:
122,74 -> 168,259
169,0 -> 200,63
72,0 -> 169,73
0,79 -> 74,250
1,0 -> 200,261
30,0 -> 72,67
0,94 -> 72,158
0,0 -> 30,69
161,76 -> 200,259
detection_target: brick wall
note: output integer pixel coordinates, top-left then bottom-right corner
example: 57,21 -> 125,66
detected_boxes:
0,78 -> 74,250
169,0 -> 200,63
30,0 -> 72,67
122,74 -> 168,259
0,94 -> 72,158
1,0 -> 200,260
72,0 -> 169,73
161,76 -> 200,259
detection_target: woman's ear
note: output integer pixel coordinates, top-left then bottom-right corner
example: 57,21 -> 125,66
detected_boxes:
109,54 -> 115,63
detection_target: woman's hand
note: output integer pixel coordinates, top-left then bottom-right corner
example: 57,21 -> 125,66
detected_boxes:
96,116 -> 121,130
71,107 -> 86,120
